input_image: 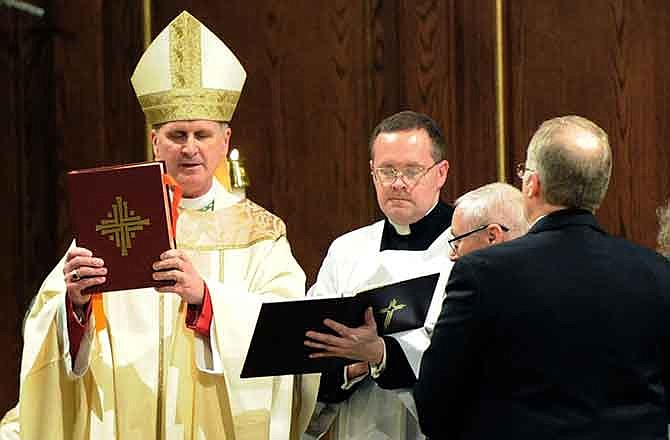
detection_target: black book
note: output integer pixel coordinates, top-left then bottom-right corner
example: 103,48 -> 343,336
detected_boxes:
240,272 -> 440,378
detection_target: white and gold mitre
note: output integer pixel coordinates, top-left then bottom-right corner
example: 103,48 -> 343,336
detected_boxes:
131,11 -> 246,125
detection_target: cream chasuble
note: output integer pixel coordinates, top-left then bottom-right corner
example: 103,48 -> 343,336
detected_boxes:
3,183 -> 318,440
306,219 -> 453,440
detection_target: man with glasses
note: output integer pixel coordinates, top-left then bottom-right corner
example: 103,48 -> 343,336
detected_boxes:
448,182 -> 528,261
303,111 -> 453,440
415,115 -> 670,440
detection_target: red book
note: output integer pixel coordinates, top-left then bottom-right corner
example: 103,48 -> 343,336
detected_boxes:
66,161 -> 175,292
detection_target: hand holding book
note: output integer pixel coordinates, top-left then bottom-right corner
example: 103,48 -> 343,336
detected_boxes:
63,246 -> 107,307
64,245 -> 206,311
305,307 -> 385,364
240,272 -> 440,378
152,249 -> 205,305
66,161 -> 179,293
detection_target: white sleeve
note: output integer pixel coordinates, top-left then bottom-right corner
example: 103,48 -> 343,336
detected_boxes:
307,243 -> 341,299
389,263 -> 452,377
25,242 -> 94,380
192,236 -> 306,374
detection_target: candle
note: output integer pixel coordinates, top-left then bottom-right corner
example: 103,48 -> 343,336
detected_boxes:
228,148 -> 250,189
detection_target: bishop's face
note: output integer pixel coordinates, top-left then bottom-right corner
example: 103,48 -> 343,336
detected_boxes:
370,129 -> 448,225
152,120 -> 230,198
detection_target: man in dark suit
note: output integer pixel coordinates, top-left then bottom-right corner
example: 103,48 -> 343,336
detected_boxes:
415,115 -> 670,439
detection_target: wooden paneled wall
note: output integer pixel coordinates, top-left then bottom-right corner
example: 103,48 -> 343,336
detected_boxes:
1,0 -> 145,415
2,0 -> 670,417
506,0 -> 670,249
152,0 -> 499,286
2,0 -> 57,416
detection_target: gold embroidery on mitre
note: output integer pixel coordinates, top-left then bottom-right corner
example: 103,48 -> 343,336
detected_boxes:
169,12 -> 201,89
95,196 -> 151,256
177,199 -> 287,250
138,88 -> 241,126
132,11 -> 246,125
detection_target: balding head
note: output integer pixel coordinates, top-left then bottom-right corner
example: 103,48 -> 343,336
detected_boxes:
525,115 -> 612,213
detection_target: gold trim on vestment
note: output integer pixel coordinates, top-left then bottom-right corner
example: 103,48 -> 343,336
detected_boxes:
234,410 -> 271,439
138,88 -> 241,125
177,199 -> 287,250
157,293 -> 165,440
208,373 -> 237,439
289,376 -> 302,440
92,313 -> 122,438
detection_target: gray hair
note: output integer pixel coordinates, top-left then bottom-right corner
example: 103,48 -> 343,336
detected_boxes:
454,182 -> 529,239
526,115 -> 612,213
657,198 -> 670,259
369,111 -> 447,162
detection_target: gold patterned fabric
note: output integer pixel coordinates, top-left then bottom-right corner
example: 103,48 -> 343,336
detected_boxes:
169,12 -> 201,89
178,199 -> 287,250
138,89 -> 242,127
131,11 -> 246,125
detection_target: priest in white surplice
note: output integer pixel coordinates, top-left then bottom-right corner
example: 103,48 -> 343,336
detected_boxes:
303,111 -> 454,440
0,11 -> 318,440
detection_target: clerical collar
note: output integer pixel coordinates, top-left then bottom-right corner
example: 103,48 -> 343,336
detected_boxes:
380,200 -> 454,251
388,201 -> 439,235
179,181 -> 216,212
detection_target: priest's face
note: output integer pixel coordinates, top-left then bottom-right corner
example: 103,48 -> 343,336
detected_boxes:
152,120 -> 230,198
370,128 -> 449,225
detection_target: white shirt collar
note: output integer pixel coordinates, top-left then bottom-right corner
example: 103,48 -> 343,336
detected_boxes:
528,213 -> 548,230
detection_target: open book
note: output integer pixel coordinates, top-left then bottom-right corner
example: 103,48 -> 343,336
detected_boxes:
241,272 -> 440,378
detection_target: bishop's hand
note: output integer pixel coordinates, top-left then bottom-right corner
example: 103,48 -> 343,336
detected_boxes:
152,249 -> 204,305
305,307 -> 384,364
63,247 -> 107,306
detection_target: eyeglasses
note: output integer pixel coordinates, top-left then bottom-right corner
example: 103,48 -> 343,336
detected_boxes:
371,162 -> 439,186
515,163 -> 535,179
448,223 -> 510,254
